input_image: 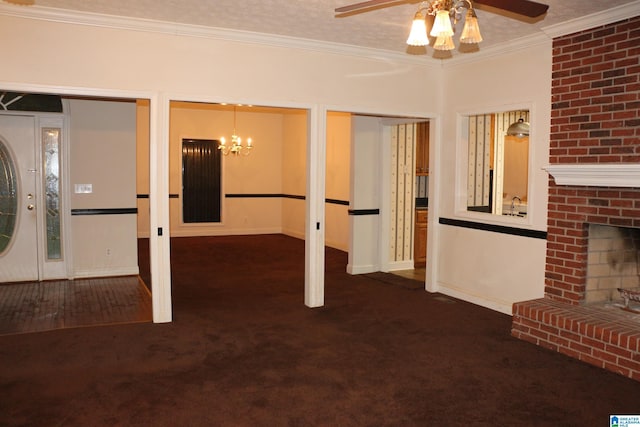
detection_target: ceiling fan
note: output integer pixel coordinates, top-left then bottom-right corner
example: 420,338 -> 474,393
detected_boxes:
335,0 -> 549,18
336,0 -> 549,52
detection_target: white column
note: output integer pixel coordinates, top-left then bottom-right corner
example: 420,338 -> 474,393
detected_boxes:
425,116 -> 438,293
305,106 -> 326,308
150,95 -> 172,322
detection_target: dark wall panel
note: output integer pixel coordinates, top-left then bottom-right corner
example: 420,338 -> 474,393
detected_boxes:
182,139 -> 221,223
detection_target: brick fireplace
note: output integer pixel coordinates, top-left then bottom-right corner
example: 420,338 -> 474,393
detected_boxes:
511,15 -> 640,380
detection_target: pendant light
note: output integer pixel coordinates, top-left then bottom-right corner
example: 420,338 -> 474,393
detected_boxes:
506,118 -> 530,138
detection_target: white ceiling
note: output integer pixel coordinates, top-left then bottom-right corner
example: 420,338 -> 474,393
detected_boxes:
4,0 -> 640,56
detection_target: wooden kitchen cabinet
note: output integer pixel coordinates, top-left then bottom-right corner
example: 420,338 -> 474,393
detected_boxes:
414,209 -> 427,268
415,121 -> 429,176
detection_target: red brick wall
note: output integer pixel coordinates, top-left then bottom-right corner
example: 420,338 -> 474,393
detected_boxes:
546,16 -> 640,304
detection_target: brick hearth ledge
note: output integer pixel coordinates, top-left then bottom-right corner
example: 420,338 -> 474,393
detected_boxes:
512,299 -> 640,381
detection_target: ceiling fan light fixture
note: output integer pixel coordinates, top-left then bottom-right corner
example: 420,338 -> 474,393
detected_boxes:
460,8 -> 482,44
430,9 -> 454,37
336,0 -> 548,55
406,11 -> 429,46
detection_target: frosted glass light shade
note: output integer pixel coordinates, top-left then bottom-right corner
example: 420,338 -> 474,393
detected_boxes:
430,10 -> 453,37
406,12 -> 429,46
433,34 -> 455,51
460,10 -> 483,44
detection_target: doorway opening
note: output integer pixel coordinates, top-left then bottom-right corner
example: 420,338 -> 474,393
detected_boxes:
160,100 -> 312,306
333,112 -> 431,285
0,90 -> 153,332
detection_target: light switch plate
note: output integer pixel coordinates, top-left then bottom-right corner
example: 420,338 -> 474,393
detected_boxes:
74,184 -> 92,194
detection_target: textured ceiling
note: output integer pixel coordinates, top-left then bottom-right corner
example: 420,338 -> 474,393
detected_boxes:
4,0 -> 640,55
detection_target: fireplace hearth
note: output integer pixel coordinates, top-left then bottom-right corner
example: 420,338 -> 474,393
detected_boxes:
512,170 -> 640,381
513,14 -> 640,381
512,164 -> 640,381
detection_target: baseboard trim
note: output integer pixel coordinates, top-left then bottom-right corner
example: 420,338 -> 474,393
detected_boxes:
386,260 -> 415,271
436,282 -> 513,315
73,267 -> 140,279
281,229 -> 305,240
169,228 -> 283,237
346,264 -> 379,275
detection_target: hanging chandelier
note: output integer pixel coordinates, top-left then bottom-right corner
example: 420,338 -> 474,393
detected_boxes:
219,106 -> 253,156
406,0 -> 482,51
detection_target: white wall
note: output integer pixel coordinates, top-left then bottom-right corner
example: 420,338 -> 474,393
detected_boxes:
348,115 -> 382,274
136,100 -> 151,238
435,43 -> 553,314
0,14 -> 435,111
281,111 -> 308,240
281,111 -> 351,251
68,99 -> 138,278
325,112 -> 351,251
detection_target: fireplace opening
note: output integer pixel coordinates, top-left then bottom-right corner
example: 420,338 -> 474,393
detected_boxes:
586,224 -> 640,313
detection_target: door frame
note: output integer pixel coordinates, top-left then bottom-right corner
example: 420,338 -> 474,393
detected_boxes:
1,83 -> 171,324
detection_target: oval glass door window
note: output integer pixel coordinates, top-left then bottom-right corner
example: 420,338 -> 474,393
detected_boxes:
0,139 -> 18,254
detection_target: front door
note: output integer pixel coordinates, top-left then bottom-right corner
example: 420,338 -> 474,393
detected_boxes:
0,114 -> 39,282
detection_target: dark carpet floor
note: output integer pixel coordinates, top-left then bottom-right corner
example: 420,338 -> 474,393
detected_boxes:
1,234 -> 639,426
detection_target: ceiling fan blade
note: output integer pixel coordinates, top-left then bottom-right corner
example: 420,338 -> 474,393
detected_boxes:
3,0 -> 35,4
335,0 -> 400,14
474,0 -> 548,18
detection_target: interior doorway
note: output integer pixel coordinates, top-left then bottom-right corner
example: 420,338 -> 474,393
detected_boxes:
336,113 -> 431,278
159,100 -> 312,299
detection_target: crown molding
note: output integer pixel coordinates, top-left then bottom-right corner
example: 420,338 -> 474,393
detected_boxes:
447,1 -> 640,68
4,2 -> 636,70
543,164 -> 640,188
0,4 -> 441,68
445,32 -> 551,67
542,0 -> 640,39
0,3 -> 547,67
